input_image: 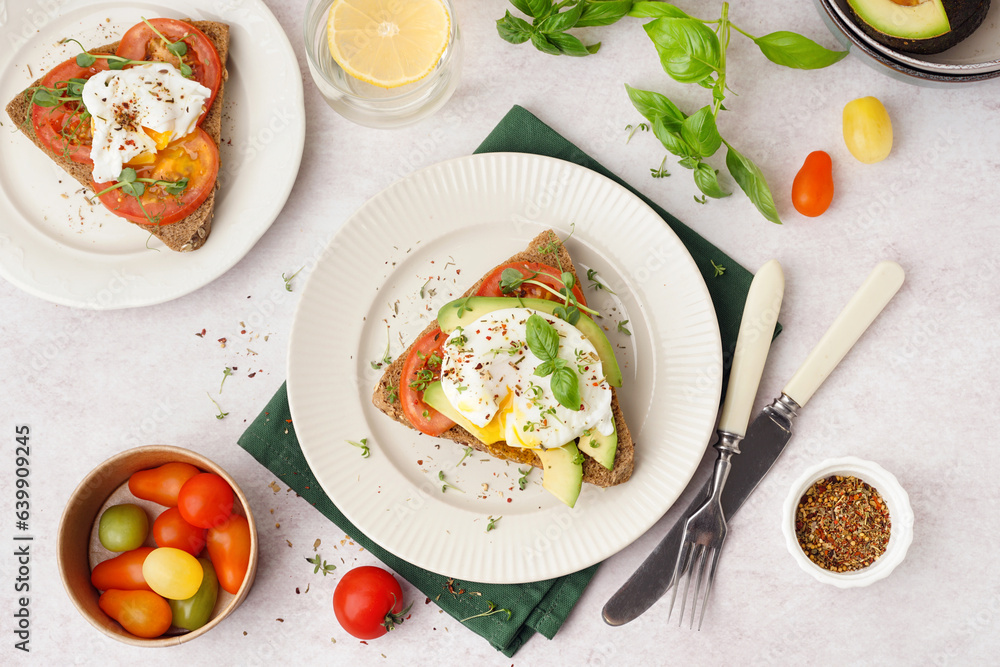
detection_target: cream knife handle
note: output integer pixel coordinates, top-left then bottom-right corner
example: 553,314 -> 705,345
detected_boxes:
718,260 -> 785,437
783,261 -> 905,408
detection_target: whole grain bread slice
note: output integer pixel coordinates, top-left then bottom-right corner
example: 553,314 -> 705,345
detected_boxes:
372,229 -> 634,488
5,20 -> 229,252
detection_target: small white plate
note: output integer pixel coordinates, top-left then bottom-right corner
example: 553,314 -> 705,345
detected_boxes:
0,0 -> 305,308
783,456 -> 914,588
287,152 -> 723,584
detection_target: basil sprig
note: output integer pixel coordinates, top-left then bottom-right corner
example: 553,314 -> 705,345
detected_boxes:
525,314 -> 582,411
497,0 -> 634,56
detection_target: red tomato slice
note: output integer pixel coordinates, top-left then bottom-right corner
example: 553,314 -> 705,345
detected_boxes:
400,328 -> 454,437
477,261 -> 588,307
92,127 -> 219,225
115,18 -> 223,124
29,57 -> 108,164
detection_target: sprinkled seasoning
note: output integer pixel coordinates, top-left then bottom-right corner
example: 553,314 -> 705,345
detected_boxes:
795,475 -> 891,572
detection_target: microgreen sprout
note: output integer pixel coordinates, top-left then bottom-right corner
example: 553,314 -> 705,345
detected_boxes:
140,18 -> 194,77
650,157 -> 671,179
386,385 -> 398,403
456,446 -> 474,466
438,470 -> 464,493
617,320 -> 632,336
305,553 -> 336,576
206,392 -> 227,419
282,267 -> 304,292
625,122 -> 650,143
711,260 -> 727,277
371,327 -> 392,370
460,601 -> 512,623
90,168 -> 189,225
346,438 -> 371,458
586,268 -> 616,295
517,467 -> 532,490
694,194 -> 708,204
486,515 -> 501,532
219,366 -> 233,393
420,278 -> 435,299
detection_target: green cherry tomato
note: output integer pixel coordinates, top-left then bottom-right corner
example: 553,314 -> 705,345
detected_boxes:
142,547 -> 204,600
98,504 -> 150,552
169,558 -> 219,631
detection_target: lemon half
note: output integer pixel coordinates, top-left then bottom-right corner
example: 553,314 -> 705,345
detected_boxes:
326,0 -> 451,89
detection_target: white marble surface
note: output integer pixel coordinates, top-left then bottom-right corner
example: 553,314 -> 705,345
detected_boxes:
3,0 -> 1000,665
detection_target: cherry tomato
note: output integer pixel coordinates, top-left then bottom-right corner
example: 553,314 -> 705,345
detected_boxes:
399,327 -> 455,437
477,261 -> 588,307
152,507 -> 207,556
91,547 -> 154,592
333,566 -> 410,640
29,56 -> 107,164
115,18 -> 223,125
206,514 -> 252,595
98,504 -> 149,552
177,473 -> 234,529
169,558 -> 219,631
92,127 -> 220,226
98,589 -> 172,638
129,462 -> 200,507
142,547 -> 204,600
791,151 -> 835,218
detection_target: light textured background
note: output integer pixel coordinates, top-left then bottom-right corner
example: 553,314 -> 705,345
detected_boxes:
2,0 -> 999,665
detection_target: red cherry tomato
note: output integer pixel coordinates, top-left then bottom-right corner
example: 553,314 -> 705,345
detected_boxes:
477,261 -> 588,307
90,547 -> 154,592
399,327 -> 454,437
98,589 -> 172,638
29,56 -> 107,164
152,507 -> 207,556
333,566 -> 410,640
791,151 -> 834,217
177,473 -> 234,529
205,514 -> 252,595
128,462 -> 200,507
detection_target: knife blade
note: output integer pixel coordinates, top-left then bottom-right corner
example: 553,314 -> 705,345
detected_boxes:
602,261 -> 905,626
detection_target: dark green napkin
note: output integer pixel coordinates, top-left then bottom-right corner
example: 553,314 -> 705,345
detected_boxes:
238,105 -> 775,657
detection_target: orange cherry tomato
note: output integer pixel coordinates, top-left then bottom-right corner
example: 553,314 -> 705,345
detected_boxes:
178,473 -> 234,529
98,589 -> 172,638
791,151 -> 834,217
128,462 -> 200,507
206,514 -> 252,595
91,547 -> 154,592
153,507 -> 207,556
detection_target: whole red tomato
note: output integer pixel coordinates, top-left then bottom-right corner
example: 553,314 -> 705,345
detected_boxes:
177,473 -> 234,529
153,507 -> 207,556
333,566 -> 411,640
791,151 -> 834,217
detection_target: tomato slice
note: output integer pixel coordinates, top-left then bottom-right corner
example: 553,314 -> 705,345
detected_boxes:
116,18 -> 223,124
29,57 -> 107,164
92,127 -> 219,225
400,328 -> 454,437
477,261 -> 588,307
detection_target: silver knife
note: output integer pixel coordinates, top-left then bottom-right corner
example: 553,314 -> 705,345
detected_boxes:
603,261 -> 905,626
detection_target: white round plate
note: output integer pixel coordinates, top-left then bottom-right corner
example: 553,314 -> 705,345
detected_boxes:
0,0 -> 305,308
288,153 -> 722,584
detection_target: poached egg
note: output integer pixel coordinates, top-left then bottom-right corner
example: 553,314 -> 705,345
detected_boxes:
81,63 -> 211,182
439,307 -> 614,451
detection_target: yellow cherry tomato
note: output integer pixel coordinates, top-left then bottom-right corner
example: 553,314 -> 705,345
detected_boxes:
141,547 -> 204,600
843,97 -> 893,164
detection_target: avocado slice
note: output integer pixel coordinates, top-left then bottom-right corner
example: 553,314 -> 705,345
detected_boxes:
844,0 -> 991,54
536,442 -> 584,508
579,425 -> 618,471
422,381 -> 505,444
437,296 -> 623,387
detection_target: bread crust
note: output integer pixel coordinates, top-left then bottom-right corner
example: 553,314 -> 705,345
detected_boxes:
371,229 -> 634,488
4,20 -> 230,252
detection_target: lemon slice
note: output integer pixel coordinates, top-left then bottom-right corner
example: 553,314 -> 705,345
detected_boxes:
326,0 -> 451,89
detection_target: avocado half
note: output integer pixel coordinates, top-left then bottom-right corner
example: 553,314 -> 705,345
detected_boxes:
843,0 -> 992,54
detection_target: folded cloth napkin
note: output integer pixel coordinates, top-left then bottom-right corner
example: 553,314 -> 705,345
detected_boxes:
238,105 -> 775,657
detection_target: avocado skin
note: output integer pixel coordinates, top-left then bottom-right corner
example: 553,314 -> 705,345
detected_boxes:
843,0 -> 991,54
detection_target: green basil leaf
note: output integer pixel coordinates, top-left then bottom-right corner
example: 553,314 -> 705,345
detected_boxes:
652,116 -> 695,158
678,156 -> 700,169
550,366 -> 581,410
497,11 -> 534,44
693,163 -> 731,199
538,3 -> 583,33
526,313 -> 560,362
624,84 -> 686,127
545,31 -> 593,57
510,0 -> 534,17
526,0 -> 553,20
643,18 -> 720,84
577,0 -> 633,26
534,360 -> 556,377
628,1 -> 692,19
586,42 -> 602,54
725,144 -> 781,224
752,31 -> 848,70
680,106 -> 722,158
530,31 -> 563,55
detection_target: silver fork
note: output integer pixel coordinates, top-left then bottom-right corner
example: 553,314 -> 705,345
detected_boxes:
667,259 -> 785,630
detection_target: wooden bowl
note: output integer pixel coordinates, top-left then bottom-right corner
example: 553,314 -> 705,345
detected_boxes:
58,446 -> 258,646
